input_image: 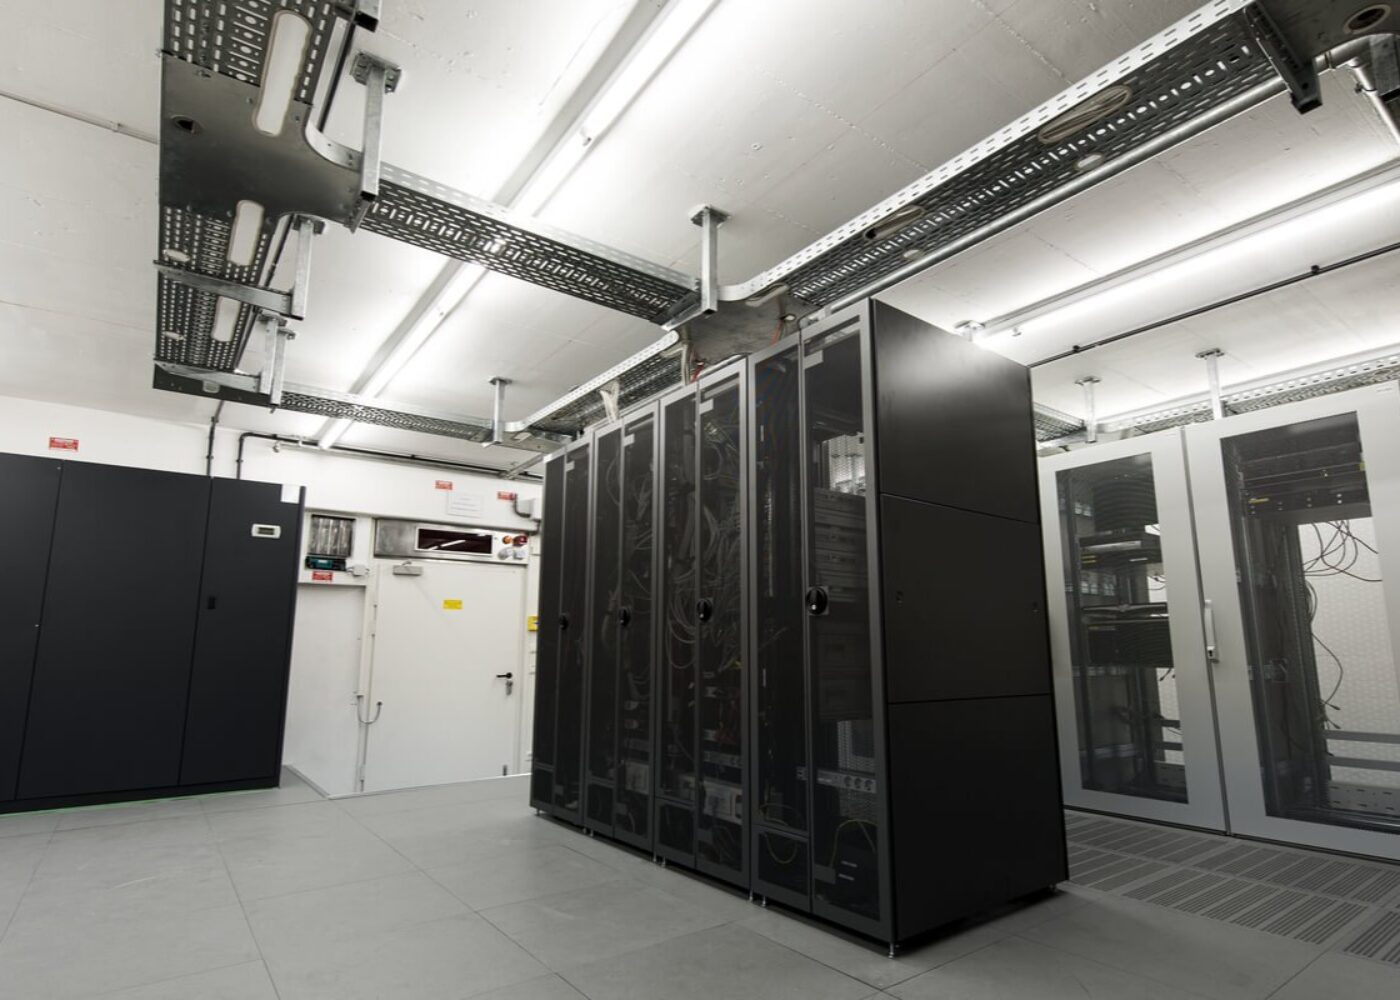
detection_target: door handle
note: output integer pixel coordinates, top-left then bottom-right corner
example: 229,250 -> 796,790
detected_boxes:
559,613 -> 570,631
1203,599 -> 1219,664
618,607 -> 632,628
805,586 -> 829,616
696,598 -> 714,623
496,672 -> 514,695
206,595 -> 217,611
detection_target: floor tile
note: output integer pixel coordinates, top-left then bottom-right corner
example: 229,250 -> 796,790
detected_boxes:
560,922 -> 872,1000
1268,952 -> 1400,998
372,811 -> 570,870
247,872 -> 544,1000
19,846 -> 239,923
426,843 -> 625,910
0,902 -> 259,999
1021,889 -> 1321,1000
889,935 -> 1210,999
480,878 -> 728,969
53,796 -> 204,832
740,908 -> 998,989
470,975 -> 588,1000
212,802 -> 415,901
94,961 -> 280,998
199,770 -> 324,815
336,775 -> 530,819
0,809 -> 60,839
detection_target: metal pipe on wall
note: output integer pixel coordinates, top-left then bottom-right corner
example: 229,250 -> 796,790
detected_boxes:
233,431 -> 542,481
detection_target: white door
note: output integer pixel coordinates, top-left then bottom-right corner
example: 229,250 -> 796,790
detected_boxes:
1041,430 -> 1227,830
363,559 -> 527,792
1188,382 -> 1400,859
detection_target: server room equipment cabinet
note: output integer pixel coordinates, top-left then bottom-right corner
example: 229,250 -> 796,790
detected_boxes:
749,301 -> 1066,946
0,456 -> 303,813
1188,383 -> 1400,862
1040,432 -> 1228,832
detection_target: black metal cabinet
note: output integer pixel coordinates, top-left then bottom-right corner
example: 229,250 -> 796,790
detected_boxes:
1,455 -> 304,813
530,453 -> 566,809
585,427 -> 624,834
181,478 -> 303,786
18,463 -> 212,800
0,455 -> 62,803
748,300 -> 1065,945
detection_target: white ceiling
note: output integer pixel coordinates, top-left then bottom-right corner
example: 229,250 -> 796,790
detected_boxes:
1,0 -> 1397,465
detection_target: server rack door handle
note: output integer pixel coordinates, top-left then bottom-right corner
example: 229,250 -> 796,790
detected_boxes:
805,586 -> 829,616
1203,599 -> 1219,663
206,595 -> 217,611
618,607 -> 631,628
559,613 -> 570,630
696,598 -> 714,623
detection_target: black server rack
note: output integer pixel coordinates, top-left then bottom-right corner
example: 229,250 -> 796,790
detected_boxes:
749,301 -> 1065,944
530,299 -> 1064,948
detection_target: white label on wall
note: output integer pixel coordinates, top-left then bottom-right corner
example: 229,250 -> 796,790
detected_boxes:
446,491 -> 483,517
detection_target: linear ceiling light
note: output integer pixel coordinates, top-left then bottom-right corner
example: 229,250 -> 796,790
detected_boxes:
319,0 -> 719,451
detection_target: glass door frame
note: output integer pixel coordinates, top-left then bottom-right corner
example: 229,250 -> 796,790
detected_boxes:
693,362 -> 750,888
1188,381 -> 1400,860
1040,430 -> 1227,831
799,305 -> 894,943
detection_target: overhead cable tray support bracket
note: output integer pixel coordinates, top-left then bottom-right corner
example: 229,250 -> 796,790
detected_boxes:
662,205 -> 728,331
1244,2 -> 1322,112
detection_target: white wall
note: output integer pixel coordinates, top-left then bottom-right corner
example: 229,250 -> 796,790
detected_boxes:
0,392 -> 545,795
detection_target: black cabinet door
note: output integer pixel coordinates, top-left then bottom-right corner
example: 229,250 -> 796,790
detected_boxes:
19,463 -> 210,799
880,495 -> 1052,704
0,454 -> 62,802
553,442 -> 592,821
530,454 -> 566,808
180,479 -> 302,786
585,427 -> 623,833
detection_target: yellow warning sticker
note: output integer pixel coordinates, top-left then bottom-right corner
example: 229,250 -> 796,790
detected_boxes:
527,615 -> 539,632
442,599 -> 463,610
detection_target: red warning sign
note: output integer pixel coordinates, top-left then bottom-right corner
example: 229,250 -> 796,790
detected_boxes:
311,570 -> 334,582
48,437 -> 79,452
434,480 -> 453,491
497,490 -> 517,501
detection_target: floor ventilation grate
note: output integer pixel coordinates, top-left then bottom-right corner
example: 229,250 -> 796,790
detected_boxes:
1343,910 -> 1400,964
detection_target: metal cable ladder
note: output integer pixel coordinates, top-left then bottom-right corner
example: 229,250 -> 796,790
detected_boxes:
151,0 -> 1400,445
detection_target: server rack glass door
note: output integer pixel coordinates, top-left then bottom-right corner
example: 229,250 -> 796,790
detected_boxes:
750,340 -> 812,910
695,368 -> 747,886
1189,383 -> 1400,861
529,452 -> 565,811
801,314 -> 890,939
584,424 -> 624,835
615,406 -> 660,850
657,386 -> 700,864
1039,431 -> 1226,831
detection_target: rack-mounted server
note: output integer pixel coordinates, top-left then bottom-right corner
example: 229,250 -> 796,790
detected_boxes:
531,300 -> 1066,948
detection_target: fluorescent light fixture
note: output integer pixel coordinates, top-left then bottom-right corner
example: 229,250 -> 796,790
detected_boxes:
318,417 -> 353,450
325,0 -> 718,442
227,200 -> 265,267
211,297 -> 240,343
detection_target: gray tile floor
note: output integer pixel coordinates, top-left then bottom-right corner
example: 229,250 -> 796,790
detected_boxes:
1,772 -> 1398,999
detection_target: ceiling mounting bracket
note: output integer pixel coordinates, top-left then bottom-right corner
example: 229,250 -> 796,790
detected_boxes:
1371,34 -> 1400,100
334,0 -> 383,31
662,205 -> 728,330
157,214 -> 324,321
349,53 -> 403,230
488,377 -> 511,446
1197,348 -> 1227,420
1245,3 -> 1322,112
258,313 -> 297,407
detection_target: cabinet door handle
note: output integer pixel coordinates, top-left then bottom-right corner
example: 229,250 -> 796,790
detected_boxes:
805,586 -> 829,616
696,598 -> 714,623
1203,599 -> 1219,664
559,613 -> 570,631
618,607 -> 632,628
206,595 -> 217,611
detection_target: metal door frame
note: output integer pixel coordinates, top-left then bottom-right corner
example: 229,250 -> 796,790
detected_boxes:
693,362 -> 751,889
748,333 -> 814,912
653,380 -> 701,867
800,301 -> 895,943
1040,429 -> 1227,831
1187,381 -> 1400,860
